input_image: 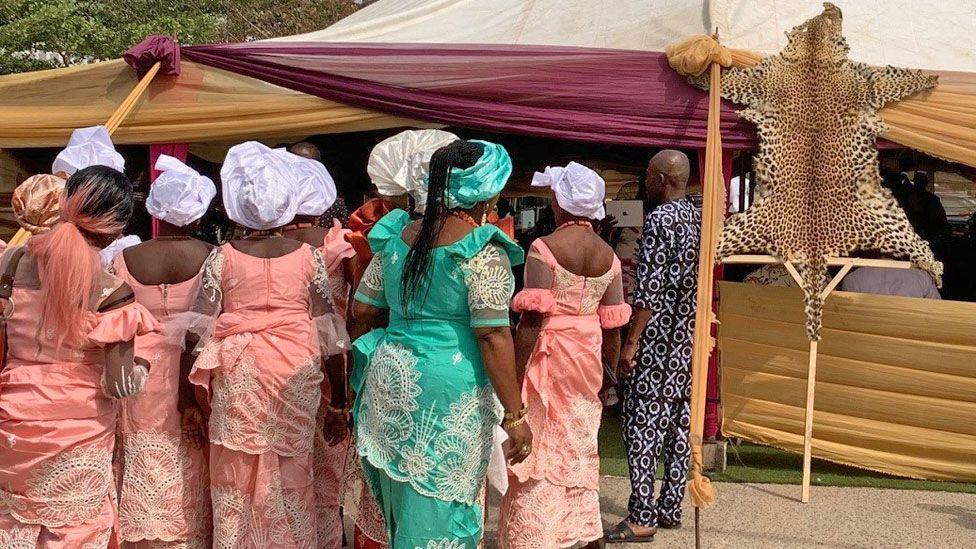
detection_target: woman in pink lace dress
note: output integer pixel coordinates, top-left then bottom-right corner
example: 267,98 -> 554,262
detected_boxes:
0,166 -> 157,548
113,155 -> 217,548
279,148 -> 359,548
499,163 -> 631,548
183,142 -> 348,548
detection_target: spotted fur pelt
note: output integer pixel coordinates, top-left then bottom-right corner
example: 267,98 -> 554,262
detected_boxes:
697,3 -> 941,340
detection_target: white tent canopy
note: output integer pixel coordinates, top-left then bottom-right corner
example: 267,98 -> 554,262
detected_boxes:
280,0 -> 976,73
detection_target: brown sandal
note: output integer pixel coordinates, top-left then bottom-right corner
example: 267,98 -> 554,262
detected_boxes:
604,521 -> 655,544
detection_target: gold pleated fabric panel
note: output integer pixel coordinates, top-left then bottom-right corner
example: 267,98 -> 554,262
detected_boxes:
0,59 -> 424,153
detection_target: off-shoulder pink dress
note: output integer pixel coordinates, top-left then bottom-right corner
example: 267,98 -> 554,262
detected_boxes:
499,239 -> 631,549
186,242 -> 346,549
0,249 -> 157,548
313,220 -> 389,549
313,221 -> 356,549
112,253 -> 211,548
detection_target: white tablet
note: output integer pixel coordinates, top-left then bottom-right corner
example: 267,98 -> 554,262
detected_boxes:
604,200 -> 644,227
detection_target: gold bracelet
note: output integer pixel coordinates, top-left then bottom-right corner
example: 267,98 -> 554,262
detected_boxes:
502,415 -> 527,430
503,405 -> 527,422
326,404 -> 351,415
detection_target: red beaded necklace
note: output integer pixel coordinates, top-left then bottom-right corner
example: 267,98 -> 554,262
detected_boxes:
281,222 -> 315,231
154,235 -> 192,241
448,210 -> 481,228
244,229 -> 284,239
556,220 -> 593,231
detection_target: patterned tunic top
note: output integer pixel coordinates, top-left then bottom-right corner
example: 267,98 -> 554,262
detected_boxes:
631,199 -> 701,401
351,210 -> 524,506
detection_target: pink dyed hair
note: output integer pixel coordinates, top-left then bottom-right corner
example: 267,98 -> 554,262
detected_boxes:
28,178 -> 128,348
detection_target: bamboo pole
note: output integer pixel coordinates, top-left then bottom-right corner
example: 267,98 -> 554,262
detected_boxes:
721,255 -> 912,269
800,339 -> 818,503
7,61 -> 161,246
105,61 -> 162,136
7,229 -> 30,247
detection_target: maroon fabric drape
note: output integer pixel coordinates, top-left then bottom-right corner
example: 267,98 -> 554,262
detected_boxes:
124,35 -> 181,78
149,143 -> 189,237
183,42 -> 756,150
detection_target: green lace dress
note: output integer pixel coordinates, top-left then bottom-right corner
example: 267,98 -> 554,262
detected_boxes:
351,209 -> 523,548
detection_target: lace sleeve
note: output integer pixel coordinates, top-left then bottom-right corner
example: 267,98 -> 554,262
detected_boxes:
511,252 -> 555,314
312,248 -> 351,356
166,247 -> 224,351
90,302 -> 158,399
461,242 -> 515,328
353,255 -> 388,310
598,265 -> 631,329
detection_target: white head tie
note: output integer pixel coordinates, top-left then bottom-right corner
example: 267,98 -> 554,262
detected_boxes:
52,125 -> 126,176
221,142 -> 299,230
275,150 -> 337,217
146,155 -> 217,227
531,161 -> 606,220
368,129 -> 458,213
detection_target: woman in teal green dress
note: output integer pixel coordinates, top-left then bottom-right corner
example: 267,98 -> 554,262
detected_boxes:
349,139 -> 533,548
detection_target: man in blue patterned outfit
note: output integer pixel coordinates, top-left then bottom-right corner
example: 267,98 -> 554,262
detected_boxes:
606,150 -> 700,543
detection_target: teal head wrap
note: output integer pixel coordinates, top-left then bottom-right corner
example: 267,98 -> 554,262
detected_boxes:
432,140 -> 512,209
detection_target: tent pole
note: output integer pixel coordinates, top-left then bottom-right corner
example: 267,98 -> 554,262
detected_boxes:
105,61 -> 161,135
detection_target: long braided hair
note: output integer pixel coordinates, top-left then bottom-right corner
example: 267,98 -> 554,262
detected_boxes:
400,140 -> 484,304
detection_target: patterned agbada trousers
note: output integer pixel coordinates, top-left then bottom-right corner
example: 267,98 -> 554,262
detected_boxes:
623,198 -> 700,529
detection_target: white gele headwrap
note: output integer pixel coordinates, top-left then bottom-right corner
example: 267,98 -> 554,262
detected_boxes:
99,235 -> 142,267
531,161 -> 607,220
221,141 -> 300,231
275,149 -> 337,217
146,155 -> 217,227
52,125 -> 126,176
367,129 -> 459,213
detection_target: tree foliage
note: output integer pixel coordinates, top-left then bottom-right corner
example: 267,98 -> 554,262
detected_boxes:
0,0 -> 359,75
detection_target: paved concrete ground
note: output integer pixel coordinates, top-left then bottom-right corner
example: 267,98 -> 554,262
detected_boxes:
483,477 -> 976,548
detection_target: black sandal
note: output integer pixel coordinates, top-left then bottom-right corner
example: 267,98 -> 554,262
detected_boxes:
604,521 -> 655,544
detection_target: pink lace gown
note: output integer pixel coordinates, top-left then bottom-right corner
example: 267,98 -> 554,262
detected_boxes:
499,239 -> 631,549
112,254 -> 211,548
185,243 -> 346,549
313,221 -> 389,549
312,222 -> 354,549
0,249 -> 157,548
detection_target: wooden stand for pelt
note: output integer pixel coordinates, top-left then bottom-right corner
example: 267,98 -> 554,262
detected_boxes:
722,254 -> 912,502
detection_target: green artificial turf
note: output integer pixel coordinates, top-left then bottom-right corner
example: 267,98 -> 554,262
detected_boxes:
598,414 -> 976,494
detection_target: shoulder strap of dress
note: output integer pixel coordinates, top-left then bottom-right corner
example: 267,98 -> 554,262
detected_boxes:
528,238 -> 558,269
611,252 -> 622,275
111,251 -> 131,281
449,223 -> 525,267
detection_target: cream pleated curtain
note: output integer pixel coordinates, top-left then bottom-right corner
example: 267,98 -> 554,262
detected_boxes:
719,283 -> 976,481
